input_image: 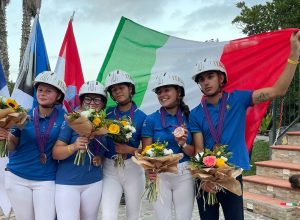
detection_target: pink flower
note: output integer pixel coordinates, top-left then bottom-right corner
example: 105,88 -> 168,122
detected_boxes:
203,156 -> 217,167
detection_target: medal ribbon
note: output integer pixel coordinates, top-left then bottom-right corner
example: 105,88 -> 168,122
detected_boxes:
34,107 -> 58,155
160,107 -> 183,129
201,92 -> 227,144
114,102 -> 137,122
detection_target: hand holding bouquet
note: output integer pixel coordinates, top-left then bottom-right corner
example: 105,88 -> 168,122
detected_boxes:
105,117 -> 136,167
0,96 -> 27,157
132,141 -> 183,202
189,145 -> 242,206
64,109 -> 107,166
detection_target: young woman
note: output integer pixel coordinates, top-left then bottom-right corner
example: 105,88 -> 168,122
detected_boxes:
52,80 -> 107,220
101,70 -> 146,220
0,71 -> 66,220
190,31 -> 300,220
142,72 -> 198,220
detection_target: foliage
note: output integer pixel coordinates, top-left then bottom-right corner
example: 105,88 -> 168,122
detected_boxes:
233,0 -> 300,35
243,140 -> 269,176
259,113 -> 272,134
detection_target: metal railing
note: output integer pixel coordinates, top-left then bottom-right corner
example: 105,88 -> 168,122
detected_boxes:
271,66 -> 300,144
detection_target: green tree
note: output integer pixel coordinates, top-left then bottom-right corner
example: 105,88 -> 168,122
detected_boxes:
0,0 -> 10,81
232,0 -> 300,35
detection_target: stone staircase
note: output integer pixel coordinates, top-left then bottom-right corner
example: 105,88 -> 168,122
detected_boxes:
243,131 -> 300,220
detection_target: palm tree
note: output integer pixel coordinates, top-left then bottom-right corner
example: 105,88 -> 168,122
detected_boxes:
19,0 -> 41,67
0,0 -> 10,81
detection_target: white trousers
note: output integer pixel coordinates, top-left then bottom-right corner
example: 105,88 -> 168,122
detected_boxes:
4,171 -> 56,220
153,162 -> 195,220
101,159 -> 145,220
55,181 -> 103,220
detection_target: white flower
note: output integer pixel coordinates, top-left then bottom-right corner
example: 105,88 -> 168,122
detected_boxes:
125,133 -> 132,139
163,148 -> 173,155
195,152 -> 204,161
124,125 -> 136,133
221,156 -> 228,162
80,110 -> 91,118
146,148 -> 154,157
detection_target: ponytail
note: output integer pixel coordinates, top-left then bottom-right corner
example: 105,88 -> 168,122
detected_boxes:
179,100 -> 190,122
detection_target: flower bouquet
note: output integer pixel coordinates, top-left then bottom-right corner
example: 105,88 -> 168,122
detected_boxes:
189,145 -> 242,206
105,117 -> 136,167
0,96 -> 28,157
64,109 -> 107,166
131,141 -> 183,202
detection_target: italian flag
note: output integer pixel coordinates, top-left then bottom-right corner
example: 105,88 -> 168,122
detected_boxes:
97,16 -> 297,151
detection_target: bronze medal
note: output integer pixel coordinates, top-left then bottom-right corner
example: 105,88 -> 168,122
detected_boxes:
173,127 -> 185,138
40,153 -> 47,164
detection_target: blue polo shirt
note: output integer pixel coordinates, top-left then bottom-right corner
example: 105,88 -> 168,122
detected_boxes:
142,109 -> 192,163
55,121 -> 107,185
189,90 -> 253,170
104,106 -> 147,159
7,105 -> 65,181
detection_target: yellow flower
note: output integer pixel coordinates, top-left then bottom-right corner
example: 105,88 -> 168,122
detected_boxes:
6,98 -> 18,110
108,124 -> 120,134
92,117 -> 101,126
154,144 -> 164,151
141,144 -> 152,156
215,158 -> 226,167
120,120 -> 129,126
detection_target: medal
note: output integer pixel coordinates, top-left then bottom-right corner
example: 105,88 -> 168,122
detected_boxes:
93,155 -> 101,167
34,107 -> 58,164
173,126 -> 185,138
40,153 -> 47,164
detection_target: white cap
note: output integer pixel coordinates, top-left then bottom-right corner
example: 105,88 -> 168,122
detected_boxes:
104,70 -> 135,93
79,81 -> 107,98
192,58 -> 228,84
150,72 -> 185,96
34,71 -> 67,95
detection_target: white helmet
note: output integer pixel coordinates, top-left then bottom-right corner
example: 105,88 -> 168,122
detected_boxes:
150,72 -> 185,96
79,81 -> 107,99
104,70 -> 135,94
34,71 -> 67,102
192,58 -> 228,84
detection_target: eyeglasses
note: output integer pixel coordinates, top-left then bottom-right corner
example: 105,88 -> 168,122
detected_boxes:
83,97 -> 103,105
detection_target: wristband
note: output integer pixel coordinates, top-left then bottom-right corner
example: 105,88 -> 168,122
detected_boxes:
287,58 -> 299,65
179,142 -> 187,149
67,145 -> 73,154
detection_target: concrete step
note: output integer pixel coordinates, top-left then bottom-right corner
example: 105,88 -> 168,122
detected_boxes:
271,145 -> 300,163
243,175 -> 300,202
287,131 -> 300,145
256,160 -> 300,180
244,192 -> 300,220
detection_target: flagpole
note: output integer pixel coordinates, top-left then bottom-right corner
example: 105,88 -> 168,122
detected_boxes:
71,11 -> 75,22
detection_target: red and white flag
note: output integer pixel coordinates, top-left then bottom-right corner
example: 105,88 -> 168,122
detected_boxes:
55,19 -> 84,112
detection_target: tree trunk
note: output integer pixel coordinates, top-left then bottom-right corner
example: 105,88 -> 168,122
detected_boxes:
19,0 -> 41,68
0,0 -> 10,81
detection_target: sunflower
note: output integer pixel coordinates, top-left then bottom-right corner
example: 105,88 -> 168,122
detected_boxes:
6,98 -> 19,110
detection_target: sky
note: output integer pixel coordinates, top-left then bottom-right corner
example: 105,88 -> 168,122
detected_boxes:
6,0 -> 268,82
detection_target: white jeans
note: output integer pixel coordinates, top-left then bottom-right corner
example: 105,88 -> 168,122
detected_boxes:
101,159 -> 145,220
153,162 -> 195,220
4,171 -> 56,220
55,181 -> 103,220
